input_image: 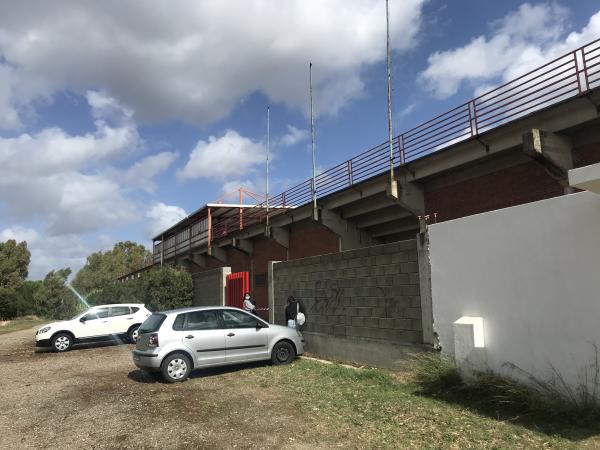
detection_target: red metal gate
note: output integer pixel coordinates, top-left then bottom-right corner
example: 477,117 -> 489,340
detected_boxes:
226,271 -> 249,309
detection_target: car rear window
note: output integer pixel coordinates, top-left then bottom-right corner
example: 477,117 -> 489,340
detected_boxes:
139,314 -> 166,334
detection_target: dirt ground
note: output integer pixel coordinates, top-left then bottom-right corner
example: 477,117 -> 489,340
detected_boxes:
0,327 -> 345,449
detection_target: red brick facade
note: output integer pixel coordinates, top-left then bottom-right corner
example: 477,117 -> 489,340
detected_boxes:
425,160 -> 564,222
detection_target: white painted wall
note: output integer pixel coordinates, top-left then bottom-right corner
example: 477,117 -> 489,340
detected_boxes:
429,191 -> 600,391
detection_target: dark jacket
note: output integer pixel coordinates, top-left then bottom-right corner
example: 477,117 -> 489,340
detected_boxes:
285,301 -> 306,321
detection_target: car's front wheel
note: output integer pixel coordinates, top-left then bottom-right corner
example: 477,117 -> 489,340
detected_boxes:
271,341 -> 296,365
127,325 -> 140,344
160,353 -> 192,383
52,333 -> 73,352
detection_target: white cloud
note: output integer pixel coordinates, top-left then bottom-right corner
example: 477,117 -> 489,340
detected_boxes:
419,3 -> 600,99
177,129 -> 265,181
146,202 -> 188,238
0,225 -> 92,279
121,151 -> 178,192
280,125 -> 308,147
0,0 -> 425,128
0,92 -> 174,236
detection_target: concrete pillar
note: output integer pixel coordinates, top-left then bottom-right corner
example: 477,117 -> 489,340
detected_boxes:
416,232 -> 434,346
387,167 -> 425,216
523,128 -> 574,192
267,261 -> 279,324
320,208 -> 374,251
220,267 -> 232,306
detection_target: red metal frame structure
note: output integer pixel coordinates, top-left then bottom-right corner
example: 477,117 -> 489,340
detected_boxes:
226,272 -> 249,309
147,38 -> 600,267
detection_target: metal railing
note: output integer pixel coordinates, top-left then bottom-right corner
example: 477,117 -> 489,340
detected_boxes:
152,38 -> 600,263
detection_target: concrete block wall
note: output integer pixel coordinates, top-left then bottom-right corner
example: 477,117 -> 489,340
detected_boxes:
192,267 -> 230,307
273,239 -> 423,349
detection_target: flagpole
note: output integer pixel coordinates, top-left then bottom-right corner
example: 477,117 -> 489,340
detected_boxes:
310,62 -> 317,214
386,0 -> 394,180
266,106 -> 270,228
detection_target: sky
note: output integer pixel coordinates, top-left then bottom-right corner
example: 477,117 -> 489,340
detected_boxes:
0,0 -> 599,279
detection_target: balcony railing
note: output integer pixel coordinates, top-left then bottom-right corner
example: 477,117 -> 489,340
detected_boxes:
153,38 -> 600,264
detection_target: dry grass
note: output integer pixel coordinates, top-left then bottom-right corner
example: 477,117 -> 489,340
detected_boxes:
0,316 -> 45,335
1,327 -> 599,449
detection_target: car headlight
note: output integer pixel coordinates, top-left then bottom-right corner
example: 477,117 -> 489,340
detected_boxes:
38,326 -> 51,334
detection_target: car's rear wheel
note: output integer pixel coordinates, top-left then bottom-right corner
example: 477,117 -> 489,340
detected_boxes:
271,341 -> 296,365
161,353 -> 192,383
127,325 -> 140,344
52,333 -> 73,352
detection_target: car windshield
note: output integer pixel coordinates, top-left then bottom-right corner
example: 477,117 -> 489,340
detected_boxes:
139,314 -> 166,334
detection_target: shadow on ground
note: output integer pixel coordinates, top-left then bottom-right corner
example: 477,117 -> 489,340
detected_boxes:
417,385 -> 600,442
128,360 -> 270,384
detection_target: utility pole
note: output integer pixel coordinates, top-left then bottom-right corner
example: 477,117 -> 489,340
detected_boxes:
310,62 -> 317,218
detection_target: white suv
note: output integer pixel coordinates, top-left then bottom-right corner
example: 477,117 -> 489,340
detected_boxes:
35,304 -> 152,352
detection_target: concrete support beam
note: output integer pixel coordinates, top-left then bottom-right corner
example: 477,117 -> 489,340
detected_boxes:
341,194 -> 395,219
176,257 -> 191,270
267,226 -> 290,249
523,128 -> 573,185
191,252 -> 207,268
208,245 -> 227,264
370,218 -> 419,238
354,207 -> 412,229
322,180 -> 387,210
232,238 -> 253,254
387,168 -> 425,216
320,208 -> 375,251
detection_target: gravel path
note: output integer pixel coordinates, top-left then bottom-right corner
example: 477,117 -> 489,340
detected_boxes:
0,328 -> 339,449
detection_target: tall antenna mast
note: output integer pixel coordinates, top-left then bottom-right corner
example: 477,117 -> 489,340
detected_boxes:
310,62 -> 317,215
386,0 -> 394,180
266,106 -> 270,228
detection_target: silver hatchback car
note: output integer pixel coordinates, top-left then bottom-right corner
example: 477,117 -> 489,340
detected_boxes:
132,306 -> 305,382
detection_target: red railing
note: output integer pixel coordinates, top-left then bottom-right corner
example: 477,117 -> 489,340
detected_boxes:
152,38 -> 600,263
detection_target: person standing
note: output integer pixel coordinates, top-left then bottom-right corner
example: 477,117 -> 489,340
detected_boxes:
285,296 -> 306,329
243,292 -> 256,315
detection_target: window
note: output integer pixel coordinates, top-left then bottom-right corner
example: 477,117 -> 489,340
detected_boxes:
139,314 -> 166,334
131,307 -> 140,313
83,308 -> 109,321
173,310 -> 221,331
221,310 -> 259,329
109,306 -> 131,317
173,314 -> 186,331
186,310 -> 220,330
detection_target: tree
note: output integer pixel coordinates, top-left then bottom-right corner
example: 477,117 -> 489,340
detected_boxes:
72,241 -> 151,303
0,239 -> 31,320
34,268 -> 80,320
87,266 -> 193,312
0,239 -> 30,291
140,266 -> 193,311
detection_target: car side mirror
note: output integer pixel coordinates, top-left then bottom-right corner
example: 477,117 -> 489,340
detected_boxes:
256,321 -> 266,329
80,317 -> 87,323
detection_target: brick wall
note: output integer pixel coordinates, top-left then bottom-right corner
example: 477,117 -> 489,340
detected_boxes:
573,143 -> 600,168
288,220 -> 339,259
273,239 -> 423,345
425,160 -> 563,222
192,267 -> 230,307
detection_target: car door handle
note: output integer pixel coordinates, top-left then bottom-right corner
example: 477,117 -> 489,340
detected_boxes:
227,333 -> 235,337
185,335 -> 194,339
126,318 -> 133,320
102,320 -> 108,323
